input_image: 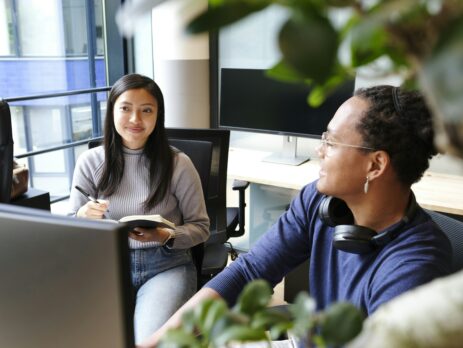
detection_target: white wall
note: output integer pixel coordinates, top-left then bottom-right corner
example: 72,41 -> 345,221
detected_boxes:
134,0 -> 210,128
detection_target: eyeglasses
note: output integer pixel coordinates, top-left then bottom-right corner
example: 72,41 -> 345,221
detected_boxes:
319,132 -> 375,154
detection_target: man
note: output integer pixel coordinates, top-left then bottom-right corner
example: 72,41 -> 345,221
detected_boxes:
138,85 -> 452,347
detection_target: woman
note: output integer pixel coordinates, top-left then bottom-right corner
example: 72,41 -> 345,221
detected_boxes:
138,85 -> 452,347
68,73 -> 210,343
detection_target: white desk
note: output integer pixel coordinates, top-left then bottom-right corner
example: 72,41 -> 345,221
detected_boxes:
228,147 -> 463,216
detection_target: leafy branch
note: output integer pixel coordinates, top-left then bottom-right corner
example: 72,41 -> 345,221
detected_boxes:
116,0 -> 463,158
158,280 -> 364,348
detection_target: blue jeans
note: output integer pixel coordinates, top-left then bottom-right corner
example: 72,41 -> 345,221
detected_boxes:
130,247 -> 196,343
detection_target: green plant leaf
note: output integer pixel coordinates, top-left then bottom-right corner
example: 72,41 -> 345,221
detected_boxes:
251,307 -> 292,330
269,322 -> 293,340
233,279 -> 273,316
186,0 -> 270,34
180,309 -> 196,334
288,292 -> 316,337
209,311 -> 250,339
278,11 -> 338,84
326,0 -> 356,6
158,329 -> 202,348
307,73 -> 350,107
213,325 -> 269,347
319,302 -> 364,345
195,298 -> 229,340
266,60 -> 308,84
350,18 -> 388,67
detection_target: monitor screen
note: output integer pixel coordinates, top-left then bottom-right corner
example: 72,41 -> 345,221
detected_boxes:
0,203 -> 134,348
219,68 -> 355,138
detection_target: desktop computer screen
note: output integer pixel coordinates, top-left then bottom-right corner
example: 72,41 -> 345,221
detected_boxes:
0,203 -> 134,348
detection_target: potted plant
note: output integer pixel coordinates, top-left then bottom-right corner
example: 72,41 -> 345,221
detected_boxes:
157,280 -> 364,348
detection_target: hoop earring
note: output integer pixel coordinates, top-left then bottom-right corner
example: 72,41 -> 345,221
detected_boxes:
364,176 -> 369,194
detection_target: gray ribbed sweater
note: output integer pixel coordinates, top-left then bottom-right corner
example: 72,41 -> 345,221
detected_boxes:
68,146 -> 210,249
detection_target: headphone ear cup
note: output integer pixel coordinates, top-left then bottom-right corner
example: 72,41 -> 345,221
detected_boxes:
333,225 -> 377,254
319,196 -> 354,227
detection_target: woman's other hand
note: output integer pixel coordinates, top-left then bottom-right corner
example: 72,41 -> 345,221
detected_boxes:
129,227 -> 173,244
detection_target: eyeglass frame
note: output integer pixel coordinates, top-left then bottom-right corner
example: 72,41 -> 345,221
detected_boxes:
319,131 -> 376,152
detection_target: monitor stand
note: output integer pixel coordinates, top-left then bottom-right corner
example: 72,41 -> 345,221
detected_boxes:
262,136 -> 310,166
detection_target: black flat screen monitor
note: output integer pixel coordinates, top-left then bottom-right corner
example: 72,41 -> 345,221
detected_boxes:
219,68 -> 355,165
0,203 -> 134,348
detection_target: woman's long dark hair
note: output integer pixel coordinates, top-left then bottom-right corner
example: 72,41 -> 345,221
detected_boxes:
98,73 -> 174,210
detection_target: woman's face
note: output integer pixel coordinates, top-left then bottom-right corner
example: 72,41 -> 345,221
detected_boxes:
316,96 -> 373,200
113,88 -> 158,149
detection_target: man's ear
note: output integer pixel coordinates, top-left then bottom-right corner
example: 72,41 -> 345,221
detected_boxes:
367,150 -> 390,180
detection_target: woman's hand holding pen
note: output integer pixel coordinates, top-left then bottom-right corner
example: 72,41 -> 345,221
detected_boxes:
75,185 -> 109,219
76,199 -> 109,219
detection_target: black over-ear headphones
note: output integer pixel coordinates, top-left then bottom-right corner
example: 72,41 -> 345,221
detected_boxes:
318,193 -> 417,254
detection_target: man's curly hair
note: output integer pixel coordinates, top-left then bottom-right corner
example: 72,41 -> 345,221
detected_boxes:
354,85 -> 437,186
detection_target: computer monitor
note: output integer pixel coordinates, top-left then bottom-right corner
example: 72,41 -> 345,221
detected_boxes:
0,203 -> 134,348
219,68 -> 355,165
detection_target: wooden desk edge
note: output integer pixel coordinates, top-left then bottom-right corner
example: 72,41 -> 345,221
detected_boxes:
228,148 -> 463,216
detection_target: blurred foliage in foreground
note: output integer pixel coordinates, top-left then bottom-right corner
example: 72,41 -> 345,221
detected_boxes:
118,0 -> 463,160
158,280 -> 364,348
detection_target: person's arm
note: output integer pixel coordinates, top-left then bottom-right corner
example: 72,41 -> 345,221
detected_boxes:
68,148 -> 106,217
137,287 -> 221,348
168,153 -> 210,249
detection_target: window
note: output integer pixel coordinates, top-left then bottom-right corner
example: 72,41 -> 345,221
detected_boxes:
0,0 -> 124,203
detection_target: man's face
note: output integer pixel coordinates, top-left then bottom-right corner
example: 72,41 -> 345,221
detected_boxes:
316,96 -> 372,201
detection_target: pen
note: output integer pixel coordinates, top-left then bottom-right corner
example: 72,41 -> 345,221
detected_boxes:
75,185 -> 100,203
75,185 -> 110,217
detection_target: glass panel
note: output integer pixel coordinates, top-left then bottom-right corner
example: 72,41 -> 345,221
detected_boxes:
0,0 -> 112,202
0,0 -> 107,99
63,0 -> 88,56
0,0 -> 14,56
17,0 -> 65,56
10,106 -> 26,154
71,105 -> 93,140
29,106 -> 67,150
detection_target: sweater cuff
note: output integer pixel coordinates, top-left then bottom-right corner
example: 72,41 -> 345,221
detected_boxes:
128,238 -> 163,249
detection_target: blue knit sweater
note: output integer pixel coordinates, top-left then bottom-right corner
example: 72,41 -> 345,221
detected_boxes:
206,181 -> 452,315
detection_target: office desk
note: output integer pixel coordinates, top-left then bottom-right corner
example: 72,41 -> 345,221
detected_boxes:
228,147 -> 463,251
228,147 -> 463,214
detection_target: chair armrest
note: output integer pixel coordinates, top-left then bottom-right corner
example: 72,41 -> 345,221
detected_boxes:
232,179 -> 250,191
228,180 -> 250,238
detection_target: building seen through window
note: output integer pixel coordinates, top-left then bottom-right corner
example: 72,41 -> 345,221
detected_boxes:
0,0 -> 108,201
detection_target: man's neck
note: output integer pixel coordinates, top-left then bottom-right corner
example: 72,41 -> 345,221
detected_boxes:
347,188 -> 412,232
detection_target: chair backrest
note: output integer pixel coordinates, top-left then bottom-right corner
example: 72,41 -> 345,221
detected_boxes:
426,209 -> 463,273
166,128 -> 231,244
0,100 -> 14,203
169,139 -> 212,199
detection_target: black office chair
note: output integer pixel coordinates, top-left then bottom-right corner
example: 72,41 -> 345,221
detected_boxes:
169,138 -> 213,288
165,128 -> 250,285
87,137 -> 214,289
0,100 -> 14,203
425,210 -> 463,273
